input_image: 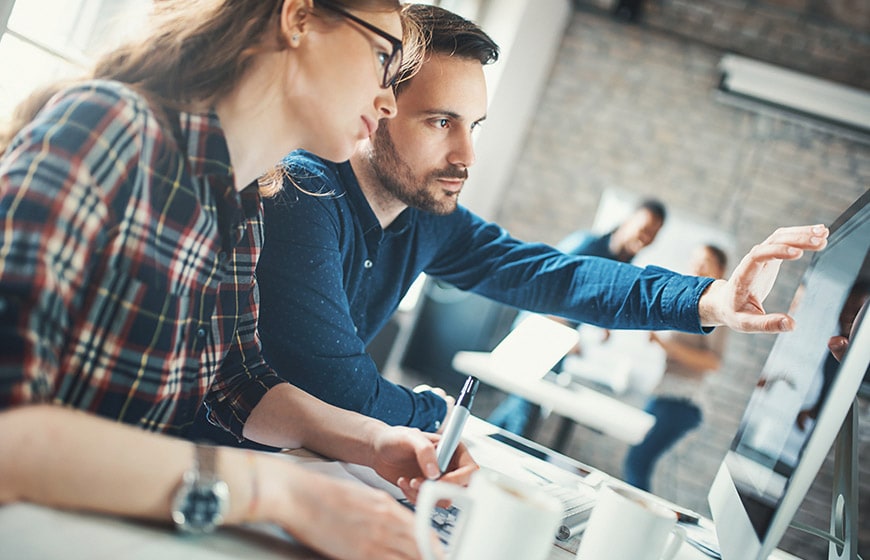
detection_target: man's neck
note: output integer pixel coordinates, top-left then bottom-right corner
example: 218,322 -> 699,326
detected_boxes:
349,149 -> 408,230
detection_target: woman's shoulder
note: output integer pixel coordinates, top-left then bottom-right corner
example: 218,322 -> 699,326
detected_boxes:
5,80 -> 158,157
44,79 -> 156,129
20,80 -> 176,174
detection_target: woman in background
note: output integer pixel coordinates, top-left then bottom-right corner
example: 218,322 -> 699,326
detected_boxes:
623,244 -> 729,493
0,2 -> 472,559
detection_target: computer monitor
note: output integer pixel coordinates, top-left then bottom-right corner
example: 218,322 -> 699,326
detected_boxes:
709,190 -> 870,560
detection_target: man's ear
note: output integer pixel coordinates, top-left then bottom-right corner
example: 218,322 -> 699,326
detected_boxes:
280,0 -> 313,47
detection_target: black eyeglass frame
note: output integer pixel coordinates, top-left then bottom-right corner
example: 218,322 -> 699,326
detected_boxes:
315,0 -> 404,89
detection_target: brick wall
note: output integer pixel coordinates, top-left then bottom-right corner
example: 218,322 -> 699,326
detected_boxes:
575,0 -> 870,89
490,8 -> 869,559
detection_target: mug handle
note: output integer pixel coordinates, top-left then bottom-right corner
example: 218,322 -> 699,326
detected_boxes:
414,480 -> 472,560
659,525 -> 687,560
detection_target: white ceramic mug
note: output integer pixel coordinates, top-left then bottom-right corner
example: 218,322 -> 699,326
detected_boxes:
415,469 -> 562,560
575,484 -> 686,560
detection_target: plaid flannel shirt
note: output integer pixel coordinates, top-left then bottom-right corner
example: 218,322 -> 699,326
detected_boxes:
0,81 -> 285,437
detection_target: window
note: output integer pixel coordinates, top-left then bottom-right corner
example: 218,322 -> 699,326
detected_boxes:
0,0 -> 149,121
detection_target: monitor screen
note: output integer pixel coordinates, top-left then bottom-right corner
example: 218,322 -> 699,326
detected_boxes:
709,190 -> 870,560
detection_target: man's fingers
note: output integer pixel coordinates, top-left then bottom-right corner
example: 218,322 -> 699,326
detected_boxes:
762,224 -> 829,248
396,477 -> 419,503
745,242 -> 806,264
409,432 -> 441,480
438,464 -> 478,487
828,336 -> 849,362
733,312 -> 794,333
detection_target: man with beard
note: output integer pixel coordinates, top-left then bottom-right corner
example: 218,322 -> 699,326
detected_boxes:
190,4 -> 828,443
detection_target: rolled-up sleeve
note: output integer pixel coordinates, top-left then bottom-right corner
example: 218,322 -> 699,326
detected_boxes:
203,206 -> 288,438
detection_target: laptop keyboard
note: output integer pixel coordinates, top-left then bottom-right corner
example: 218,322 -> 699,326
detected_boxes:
399,498 -> 459,543
544,482 -> 597,540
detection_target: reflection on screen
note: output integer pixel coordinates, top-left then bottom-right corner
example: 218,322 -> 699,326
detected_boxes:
725,217 -> 870,540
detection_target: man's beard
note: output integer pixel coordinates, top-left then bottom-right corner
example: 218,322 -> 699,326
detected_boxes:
369,125 -> 467,216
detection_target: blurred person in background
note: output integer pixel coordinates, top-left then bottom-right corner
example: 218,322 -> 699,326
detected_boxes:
488,199 -> 667,435
623,244 -> 729,492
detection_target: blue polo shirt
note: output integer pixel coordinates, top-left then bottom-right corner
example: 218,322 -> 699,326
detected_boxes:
255,151 -> 713,432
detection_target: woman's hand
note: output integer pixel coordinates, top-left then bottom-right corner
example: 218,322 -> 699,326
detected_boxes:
264,460 -> 444,560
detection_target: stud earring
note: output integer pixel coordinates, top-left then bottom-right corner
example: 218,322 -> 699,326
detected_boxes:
291,34 -> 300,44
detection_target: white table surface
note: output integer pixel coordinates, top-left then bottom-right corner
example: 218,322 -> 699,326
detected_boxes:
453,350 -> 655,444
0,417 -> 801,560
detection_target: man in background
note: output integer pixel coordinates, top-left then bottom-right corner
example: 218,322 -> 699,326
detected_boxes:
558,199 -> 666,263
487,199 -> 666,435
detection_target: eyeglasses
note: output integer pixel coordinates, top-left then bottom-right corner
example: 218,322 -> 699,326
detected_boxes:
316,0 -> 404,89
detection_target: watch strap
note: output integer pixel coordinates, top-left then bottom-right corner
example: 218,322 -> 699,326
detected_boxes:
195,443 -> 218,484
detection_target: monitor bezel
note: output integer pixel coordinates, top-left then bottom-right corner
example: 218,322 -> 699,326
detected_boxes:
709,191 -> 870,560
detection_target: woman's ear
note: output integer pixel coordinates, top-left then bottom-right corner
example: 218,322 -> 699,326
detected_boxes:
280,0 -> 313,47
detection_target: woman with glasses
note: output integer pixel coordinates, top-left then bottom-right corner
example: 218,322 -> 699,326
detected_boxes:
0,1 -> 472,559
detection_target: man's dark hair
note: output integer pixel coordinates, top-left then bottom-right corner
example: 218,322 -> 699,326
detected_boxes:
637,198 -> 667,224
394,4 -> 499,92
703,244 -> 728,271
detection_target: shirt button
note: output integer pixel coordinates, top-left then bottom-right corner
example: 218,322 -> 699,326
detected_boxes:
196,327 -> 208,339
363,259 -> 373,269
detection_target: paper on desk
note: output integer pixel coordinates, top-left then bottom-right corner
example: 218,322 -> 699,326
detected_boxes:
278,452 -> 404,500
341,463 -> 405,499
463,434 -> 596,491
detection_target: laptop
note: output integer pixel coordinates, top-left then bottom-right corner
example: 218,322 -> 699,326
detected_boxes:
489,313 -> 581,381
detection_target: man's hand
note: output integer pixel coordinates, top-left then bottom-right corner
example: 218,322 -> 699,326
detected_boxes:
397,439 -> 478,504
828,335 -> 849,363
368,425 -> 478,503
698,225 -> 828,333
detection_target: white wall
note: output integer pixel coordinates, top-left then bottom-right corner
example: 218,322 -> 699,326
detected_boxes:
462,0 -> 574,220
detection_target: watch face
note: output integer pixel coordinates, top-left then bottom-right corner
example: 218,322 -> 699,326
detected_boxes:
173,479 -> 229,533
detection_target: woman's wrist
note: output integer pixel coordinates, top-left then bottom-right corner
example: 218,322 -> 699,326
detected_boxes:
243,451 -> 262,523
215,447 -> 273,526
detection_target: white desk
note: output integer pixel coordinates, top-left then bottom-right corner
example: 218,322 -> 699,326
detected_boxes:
453,350 -> 655,445
0,419 -> 801,560
0,502 -> 320,560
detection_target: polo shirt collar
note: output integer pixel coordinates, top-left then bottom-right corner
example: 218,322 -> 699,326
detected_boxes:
338,161 -> 416,238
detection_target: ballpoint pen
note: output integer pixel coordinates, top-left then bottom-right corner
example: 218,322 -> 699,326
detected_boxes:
435,375 -> 480,473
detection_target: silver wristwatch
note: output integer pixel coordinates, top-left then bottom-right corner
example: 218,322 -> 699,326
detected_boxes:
171,444 -> 230,534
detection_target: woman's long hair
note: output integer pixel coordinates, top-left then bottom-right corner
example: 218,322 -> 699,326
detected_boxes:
0,0 -> 404,155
